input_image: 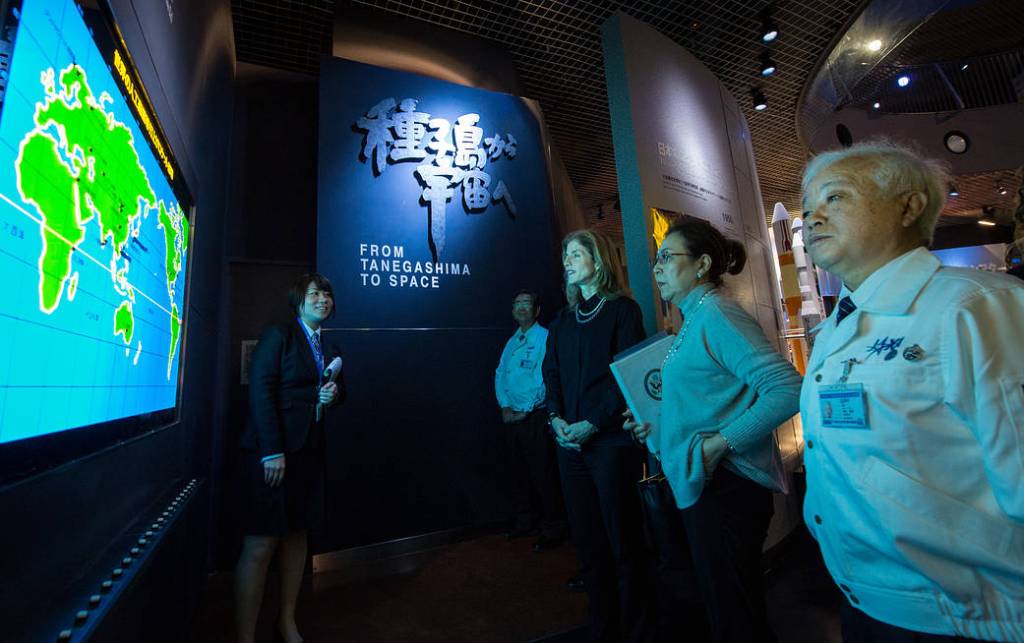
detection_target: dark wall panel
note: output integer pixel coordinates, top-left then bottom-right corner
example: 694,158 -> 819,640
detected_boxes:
319,329 -> 521,551
227,73 -> 319,261
315,58 -> 562,549
214,65 -> 321,565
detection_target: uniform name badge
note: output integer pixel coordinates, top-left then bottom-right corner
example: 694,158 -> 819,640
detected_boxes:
818,384 -> 869,429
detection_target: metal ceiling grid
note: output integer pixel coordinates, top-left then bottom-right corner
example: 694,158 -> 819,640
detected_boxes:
230,0 -> 867,237
231,0 -> 334,75
845,52 -> 1024,115
943,169 -> 1022,221
347,0 -> 864,238
893,0 -> 1024,64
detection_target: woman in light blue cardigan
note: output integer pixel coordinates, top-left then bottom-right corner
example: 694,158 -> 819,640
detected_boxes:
626,217 -> 801,643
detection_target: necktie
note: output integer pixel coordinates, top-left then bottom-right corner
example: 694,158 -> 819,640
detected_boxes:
311,331 -> 324,374
835,296 -> 857,325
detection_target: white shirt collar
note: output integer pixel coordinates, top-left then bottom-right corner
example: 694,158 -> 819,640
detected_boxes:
298,317 -> 320,338
810,247 -> 939,335
844,247 -> 939,314
516,321 -> 538,340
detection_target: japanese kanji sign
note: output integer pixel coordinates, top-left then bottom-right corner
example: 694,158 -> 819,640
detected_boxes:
355,98 -> 519,261
318,57 -> 557,329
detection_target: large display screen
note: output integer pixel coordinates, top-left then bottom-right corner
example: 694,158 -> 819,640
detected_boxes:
0,0 -> 192,450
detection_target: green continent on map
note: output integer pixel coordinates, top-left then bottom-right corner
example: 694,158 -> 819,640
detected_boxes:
168,303 -> 181,378
29,65 -> 156,254
16,64 -> 165,348
158,201 -> 182,287
114,301 -> 134,344
17,133 -> 85,313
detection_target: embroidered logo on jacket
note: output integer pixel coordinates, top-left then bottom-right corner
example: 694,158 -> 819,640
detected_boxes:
866,336 -> 904,361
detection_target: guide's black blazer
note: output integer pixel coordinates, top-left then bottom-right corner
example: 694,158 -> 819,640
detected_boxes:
240,319 -> 345,458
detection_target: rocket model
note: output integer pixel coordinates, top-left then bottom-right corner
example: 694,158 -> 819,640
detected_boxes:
770,203 -> 808,373
790,217 -> 824,325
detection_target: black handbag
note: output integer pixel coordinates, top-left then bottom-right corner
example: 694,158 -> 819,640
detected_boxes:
637,459 -> 710,636
636,460 -> 689,567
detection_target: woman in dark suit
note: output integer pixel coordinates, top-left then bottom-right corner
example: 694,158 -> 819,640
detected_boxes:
235,273 -> 344,643
543,229 -> 650,642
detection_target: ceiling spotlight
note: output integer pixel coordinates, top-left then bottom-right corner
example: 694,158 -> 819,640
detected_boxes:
751,87 -> 767,111
872,101 -> 881,109
760,51 -> 777,76
760,9 -> 778,43
944,130 -> 970,154
897,75 -> 911,88
948,184 -> 959,197
867,39 -> 882,52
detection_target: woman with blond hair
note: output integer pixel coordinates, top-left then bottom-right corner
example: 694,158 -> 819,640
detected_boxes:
543,229 -> 650,642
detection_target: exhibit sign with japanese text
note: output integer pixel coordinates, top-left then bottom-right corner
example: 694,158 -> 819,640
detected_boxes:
318,58 -> 557,329
603,13 -> 781,340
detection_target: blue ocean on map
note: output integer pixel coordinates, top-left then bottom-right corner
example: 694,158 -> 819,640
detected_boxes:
0,0 -> 189,443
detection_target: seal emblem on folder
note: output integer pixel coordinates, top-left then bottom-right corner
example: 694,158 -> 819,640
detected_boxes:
644,369 -> 663,401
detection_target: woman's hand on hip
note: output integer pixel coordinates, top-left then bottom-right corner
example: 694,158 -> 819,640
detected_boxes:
700,433 -> 729,476
263,454 -> 286,487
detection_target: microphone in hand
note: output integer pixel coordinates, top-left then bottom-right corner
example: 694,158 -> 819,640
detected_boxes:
317,357 -> 343,421
322,356 -> 343,383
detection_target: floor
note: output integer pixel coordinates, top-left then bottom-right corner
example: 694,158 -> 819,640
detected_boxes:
190,525 -> 842,643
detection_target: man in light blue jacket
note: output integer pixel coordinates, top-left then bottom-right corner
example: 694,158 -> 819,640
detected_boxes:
495,290 -> 566,551
799,140 -> 1024,642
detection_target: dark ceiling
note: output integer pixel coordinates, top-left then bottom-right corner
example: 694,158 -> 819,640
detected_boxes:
231,0 -> 333,74
230,0 -> 1023,235
836,1 -> 1024,115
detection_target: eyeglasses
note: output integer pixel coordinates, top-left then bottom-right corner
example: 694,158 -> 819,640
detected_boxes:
650,250 -> 692,268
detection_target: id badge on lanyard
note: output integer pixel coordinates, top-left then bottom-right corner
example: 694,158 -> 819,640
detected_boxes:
818,358 -> 869,429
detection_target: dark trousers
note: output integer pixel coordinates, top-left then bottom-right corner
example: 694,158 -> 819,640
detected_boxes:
678,467 -> 776,643
507,410 -> 566,538
557,444 -> 650,643
840,598 -> 987,642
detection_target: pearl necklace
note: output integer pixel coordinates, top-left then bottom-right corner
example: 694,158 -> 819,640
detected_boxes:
575,296 -> 607,324
663,290 -> 712,367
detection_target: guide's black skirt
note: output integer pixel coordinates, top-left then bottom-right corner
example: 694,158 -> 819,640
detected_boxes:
238,438 -> 325,536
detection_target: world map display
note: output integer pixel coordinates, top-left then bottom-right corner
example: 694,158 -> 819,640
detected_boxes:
0,0 -> 190,443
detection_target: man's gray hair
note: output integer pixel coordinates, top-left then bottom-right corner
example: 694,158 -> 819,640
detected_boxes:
801,140 -> 949,243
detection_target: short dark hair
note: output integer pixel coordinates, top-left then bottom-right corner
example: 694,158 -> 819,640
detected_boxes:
666,216 -> 746,287
288,272 -> 335,317
513,289 -> 540,311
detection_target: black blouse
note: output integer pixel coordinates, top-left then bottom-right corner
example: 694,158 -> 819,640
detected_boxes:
543,293 -> 646,447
